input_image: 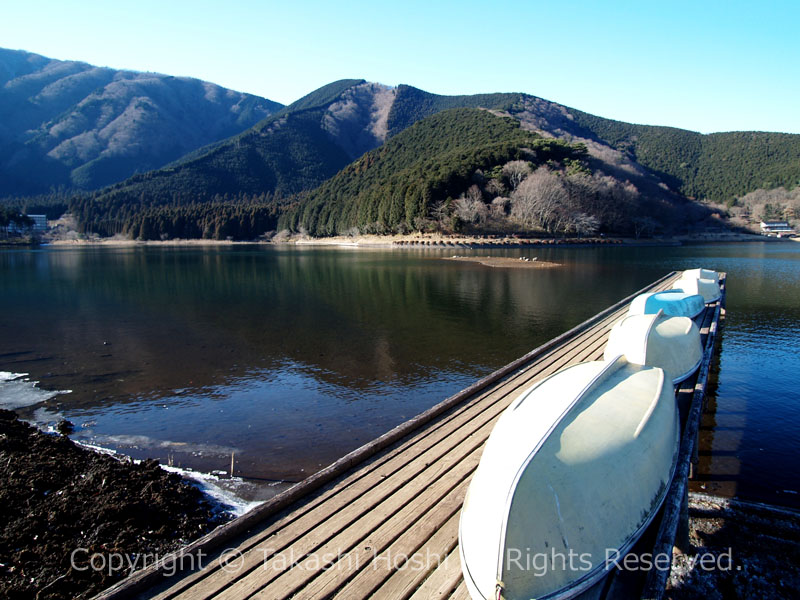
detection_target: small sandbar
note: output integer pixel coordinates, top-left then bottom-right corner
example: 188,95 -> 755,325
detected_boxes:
446,256 -> 561,269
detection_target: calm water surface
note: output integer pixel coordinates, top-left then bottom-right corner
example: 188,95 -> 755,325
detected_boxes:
1,242 -> 798,507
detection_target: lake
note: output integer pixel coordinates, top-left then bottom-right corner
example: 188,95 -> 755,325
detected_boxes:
1,242 -> 798,508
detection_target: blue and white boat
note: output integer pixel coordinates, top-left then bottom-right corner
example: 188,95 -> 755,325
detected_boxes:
628,290 -> 705,318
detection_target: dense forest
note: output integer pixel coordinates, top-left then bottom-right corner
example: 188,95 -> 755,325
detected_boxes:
0,191 -> 71,220
570,112 -> 800,203
71,194 -> 282,240
385,86 -> 523,136
280,108 -> 691,237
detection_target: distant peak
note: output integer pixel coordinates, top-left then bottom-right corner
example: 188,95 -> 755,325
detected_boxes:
322,82 -> 398,158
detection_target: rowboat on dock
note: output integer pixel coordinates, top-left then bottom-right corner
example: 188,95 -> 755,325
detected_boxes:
459,355 -> 680,600
603,311 -> 703,384
628,290 -> 705,318
672,277 -> 721,303
682,268 -> 718,281
672,269 -> 721,303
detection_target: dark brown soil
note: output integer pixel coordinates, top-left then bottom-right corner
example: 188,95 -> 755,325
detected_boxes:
0,409 -> 229,600
666,494 -> 800,599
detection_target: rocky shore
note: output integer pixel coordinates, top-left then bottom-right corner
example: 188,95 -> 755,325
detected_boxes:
666,493 -> 800,599
0,410 -> 229,600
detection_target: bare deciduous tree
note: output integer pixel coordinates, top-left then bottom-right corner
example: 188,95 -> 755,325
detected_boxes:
430,200 -> 451,229
466,184 -> 484,203
453,195 -> 488,225
502,160 -> 532,191
511,167 -> 569,233
485,178 -> 506,197
632,216 -> 658,239
490,197 -> 509,218
569,213 -> 600,237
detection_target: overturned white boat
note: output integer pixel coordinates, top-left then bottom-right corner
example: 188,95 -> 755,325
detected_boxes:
672,278 -> 720,303
628,290 -> 705,318
672,269 -> 721,303
459,356 -> 680,600
682,268 -> 718,281
604,311 -> 702,384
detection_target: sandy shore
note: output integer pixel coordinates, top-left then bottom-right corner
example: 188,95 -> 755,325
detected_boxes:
446,256 -> 561,268
43,231 -> 782,249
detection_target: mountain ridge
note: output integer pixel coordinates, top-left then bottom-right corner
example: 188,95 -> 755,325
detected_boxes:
69,77 -> 793,239
85,76 -> 800,217
3,50 -> 799,239
0,47 -> 283,195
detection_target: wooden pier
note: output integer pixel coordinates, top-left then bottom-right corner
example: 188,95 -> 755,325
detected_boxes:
97,271 -> 725,600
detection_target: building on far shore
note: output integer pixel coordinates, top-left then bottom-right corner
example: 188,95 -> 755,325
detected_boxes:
27,214 -> 47,232
759,221 -> 796,237
4,214 -> 47,236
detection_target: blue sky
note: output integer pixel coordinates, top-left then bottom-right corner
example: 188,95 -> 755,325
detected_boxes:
2,0 -> 798,133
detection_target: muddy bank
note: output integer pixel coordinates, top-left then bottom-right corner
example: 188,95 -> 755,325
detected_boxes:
0,410 -> 229,600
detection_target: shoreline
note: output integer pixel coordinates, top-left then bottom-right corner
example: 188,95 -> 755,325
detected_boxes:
42,231 -> 780,249
0,410 -> 230,600
3,408 -> 797,600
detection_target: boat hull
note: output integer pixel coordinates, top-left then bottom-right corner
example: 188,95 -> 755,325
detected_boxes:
672,276 -> 721,303
682,268 -> 718,280
604,312 -> 702,384
628,290 -> 705,318
459,357 -> 680,600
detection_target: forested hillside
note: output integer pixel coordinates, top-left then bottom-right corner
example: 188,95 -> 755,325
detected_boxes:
77,80 -> 387,207
282,108 -> 544,235
385,85 -> 522,136
570,112 -> 800,202
385,87 -> 800,206
281,108 -> 692,237
33,73 -> 799,241
68,81 -> 692,240
67,80 -> 392,238
0,48 -> 282,195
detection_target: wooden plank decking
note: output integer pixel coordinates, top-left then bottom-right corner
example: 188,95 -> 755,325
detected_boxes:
98,271 -> 724,600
